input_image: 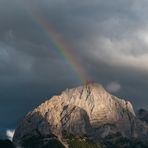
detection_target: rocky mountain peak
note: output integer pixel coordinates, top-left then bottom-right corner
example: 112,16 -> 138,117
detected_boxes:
13,83 -> 148,147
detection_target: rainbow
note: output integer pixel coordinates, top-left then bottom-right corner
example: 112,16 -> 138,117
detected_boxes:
25,4 -> 89,83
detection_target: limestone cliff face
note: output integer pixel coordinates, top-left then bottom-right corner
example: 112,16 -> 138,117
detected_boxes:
13,83 -> 148,147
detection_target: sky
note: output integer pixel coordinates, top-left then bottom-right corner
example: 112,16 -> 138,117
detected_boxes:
0,0 -> 148,138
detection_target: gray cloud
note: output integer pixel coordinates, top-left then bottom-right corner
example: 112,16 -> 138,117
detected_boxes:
0,0 -> 148,130
106,81 -> 121,93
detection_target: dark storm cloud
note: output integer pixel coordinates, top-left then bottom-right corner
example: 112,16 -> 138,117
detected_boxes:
0,0 -> 148,134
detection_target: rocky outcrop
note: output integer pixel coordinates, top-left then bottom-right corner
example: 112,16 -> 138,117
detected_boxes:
137,109 -> 148,123
13,83 -> 148,147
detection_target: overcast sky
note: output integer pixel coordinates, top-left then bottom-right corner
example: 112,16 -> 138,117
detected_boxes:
0,0 -> 148,135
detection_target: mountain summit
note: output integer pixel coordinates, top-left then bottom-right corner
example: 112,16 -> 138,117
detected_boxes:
13,83 -> 148,148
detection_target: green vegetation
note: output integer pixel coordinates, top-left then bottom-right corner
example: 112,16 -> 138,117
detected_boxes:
22,135 -> 65,148
19,131 -> 148,148
0,139 -> 14,148
62,132 -> 101,148
68,138 -> 101,148
104,133 -> 148,148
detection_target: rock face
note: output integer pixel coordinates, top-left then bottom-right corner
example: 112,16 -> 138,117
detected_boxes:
13,83 -> 148,147
137,109 -> 148,123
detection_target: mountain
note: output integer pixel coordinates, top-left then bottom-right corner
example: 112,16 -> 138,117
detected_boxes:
137,109 -> 148,123
13,83 -> 148,148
